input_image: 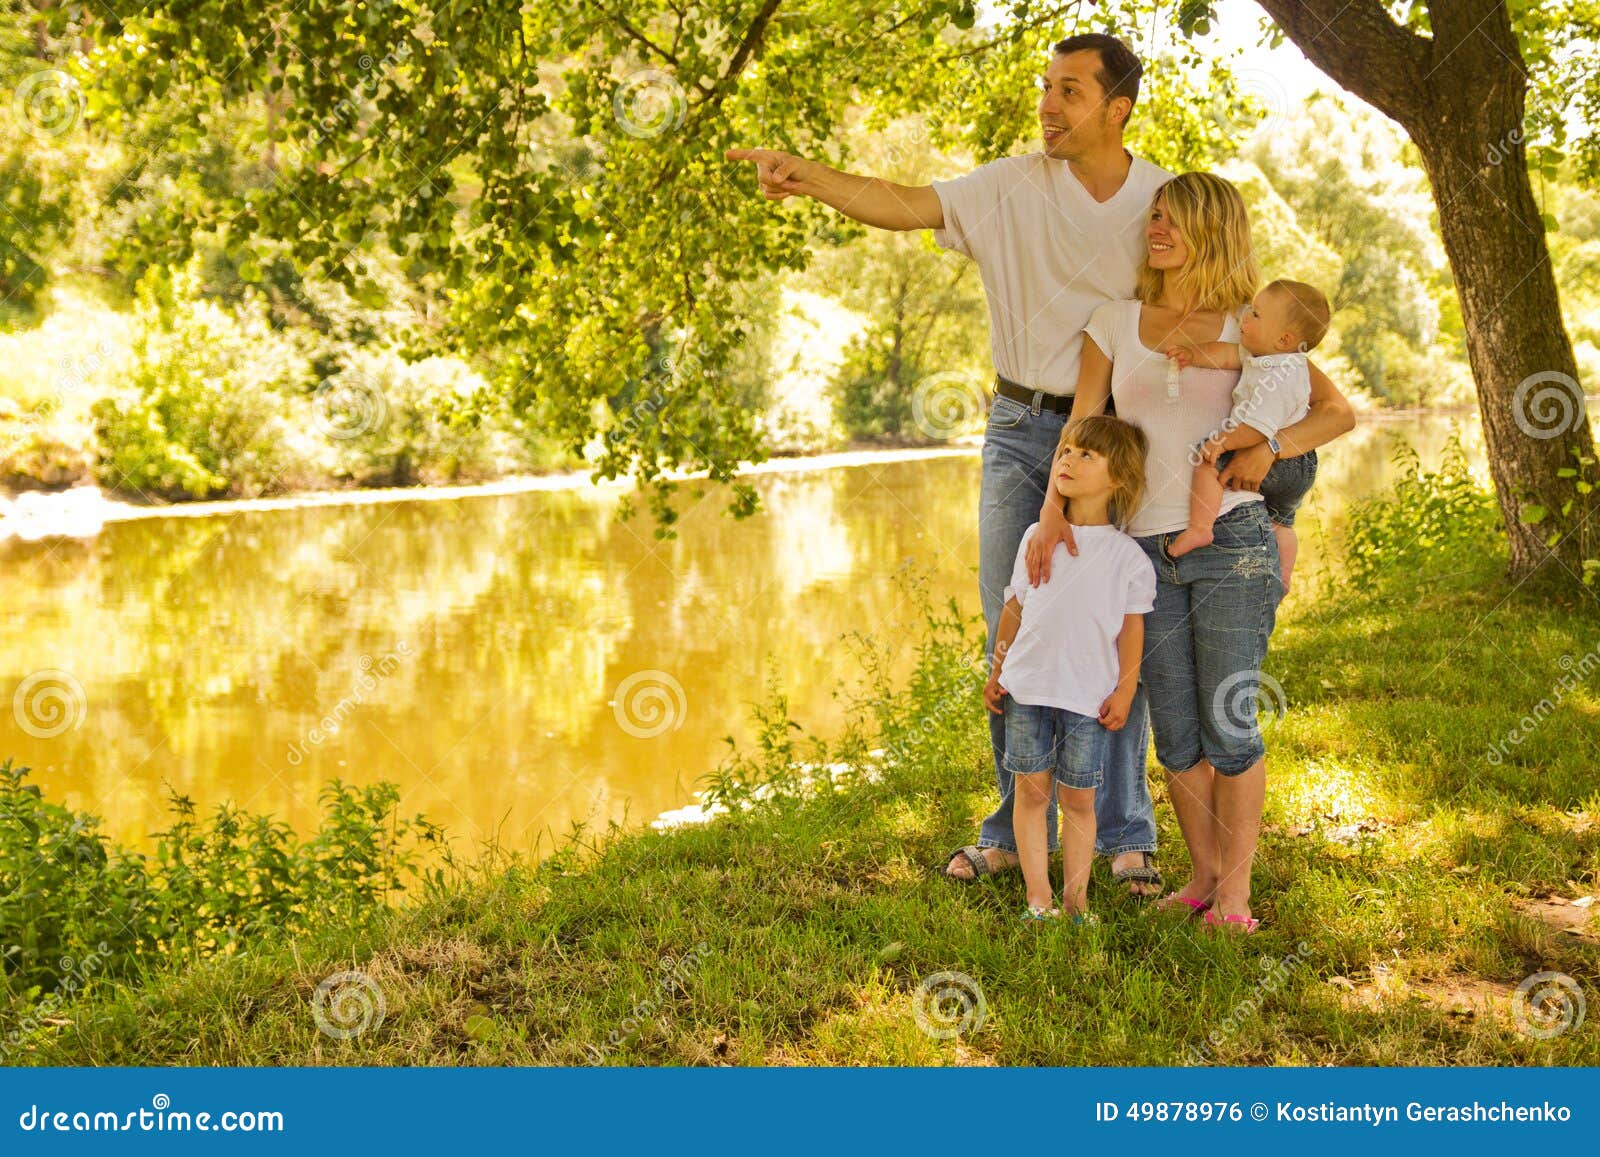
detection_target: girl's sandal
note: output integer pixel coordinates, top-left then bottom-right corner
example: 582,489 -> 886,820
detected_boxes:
1021,905 -> 1062,922
1067,912 -> 1100,927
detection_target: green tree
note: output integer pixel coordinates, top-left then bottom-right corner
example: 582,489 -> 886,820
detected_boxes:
1244,95 -> 1466,405
1216,0 -> 1600,585
792,113 -> 987,442
0,5 -> 89,316
85,0 -> 1246,535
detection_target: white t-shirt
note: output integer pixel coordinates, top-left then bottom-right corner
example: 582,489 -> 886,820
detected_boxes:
1083,299 -> 1265,537
1227,350 -> 1311,440
998,522 -> 1157,718
931,152 -> 1172,395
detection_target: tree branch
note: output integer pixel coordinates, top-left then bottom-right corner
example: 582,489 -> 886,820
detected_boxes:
718,0 -> 784,95
949,1 -> 1084,60
1252,0 -> 1432,125
604,7 -> 682,68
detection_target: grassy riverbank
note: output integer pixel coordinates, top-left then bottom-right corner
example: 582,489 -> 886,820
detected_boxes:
7,455 -> 1600,1066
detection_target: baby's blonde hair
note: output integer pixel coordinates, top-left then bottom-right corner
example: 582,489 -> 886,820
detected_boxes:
1265,278 -> 1331,350
1057,414 -> 1148,531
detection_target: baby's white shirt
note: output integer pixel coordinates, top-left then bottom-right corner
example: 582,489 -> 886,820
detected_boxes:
1229,349 -> 1312,440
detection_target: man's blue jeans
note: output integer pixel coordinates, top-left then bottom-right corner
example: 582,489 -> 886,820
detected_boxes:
975,393 -> 1156,859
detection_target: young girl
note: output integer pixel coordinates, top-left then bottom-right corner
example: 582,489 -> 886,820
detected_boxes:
982,415 -> 1156,922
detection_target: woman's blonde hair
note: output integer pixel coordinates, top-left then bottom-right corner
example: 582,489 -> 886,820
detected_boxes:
1135,172 -> 1259,312
1057,415 -> 1148,531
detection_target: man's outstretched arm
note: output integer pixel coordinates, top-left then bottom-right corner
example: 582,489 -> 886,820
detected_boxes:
725,148 -> 943,231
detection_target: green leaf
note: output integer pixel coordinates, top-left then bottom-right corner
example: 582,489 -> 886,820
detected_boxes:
1520,503 -> 1547,524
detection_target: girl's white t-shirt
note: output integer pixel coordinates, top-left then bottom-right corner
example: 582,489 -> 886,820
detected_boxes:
1084,299 -> 1266,537
999,522 -> 1157,718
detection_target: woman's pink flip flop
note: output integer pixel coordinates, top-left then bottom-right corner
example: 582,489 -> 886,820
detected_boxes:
1202,910 -> 1261,934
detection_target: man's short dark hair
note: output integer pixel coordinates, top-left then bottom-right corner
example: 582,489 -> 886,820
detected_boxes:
1052,33 -> 1142,118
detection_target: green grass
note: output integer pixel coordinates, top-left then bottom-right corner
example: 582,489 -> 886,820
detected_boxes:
8,538 -> 1598,1067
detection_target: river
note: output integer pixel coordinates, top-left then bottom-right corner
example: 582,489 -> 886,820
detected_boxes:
0,413 -> 1488,855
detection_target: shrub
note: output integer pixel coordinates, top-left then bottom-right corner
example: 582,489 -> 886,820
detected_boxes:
0,759 -> 444,999
91,286 -> 314,500
1342,434 -> 1501,586
319,349 -> 497,486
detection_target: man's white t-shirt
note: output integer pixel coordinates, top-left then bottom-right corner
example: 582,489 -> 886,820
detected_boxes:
931,152 -> 1172,395
998,522 -> 1157,718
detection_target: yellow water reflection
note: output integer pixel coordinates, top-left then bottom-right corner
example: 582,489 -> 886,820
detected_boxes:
0,414 -> 1487,855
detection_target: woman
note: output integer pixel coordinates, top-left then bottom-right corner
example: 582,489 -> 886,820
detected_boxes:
1027,171 -> 1353,929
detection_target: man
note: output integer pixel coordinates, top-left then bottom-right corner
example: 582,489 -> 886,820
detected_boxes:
727,32 -> 1353,892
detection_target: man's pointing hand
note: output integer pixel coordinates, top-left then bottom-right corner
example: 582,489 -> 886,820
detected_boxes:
725,147 -> 810,200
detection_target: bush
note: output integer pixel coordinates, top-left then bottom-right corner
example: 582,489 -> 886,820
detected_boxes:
91,286 -> 315,500
320,349 -> 497,487
1342,434 -> 1501,586
0,759 -> 445,999
0,412 -> 95,490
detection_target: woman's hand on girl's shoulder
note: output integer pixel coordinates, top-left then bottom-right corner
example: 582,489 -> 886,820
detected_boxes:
1026,504 -> 1077,584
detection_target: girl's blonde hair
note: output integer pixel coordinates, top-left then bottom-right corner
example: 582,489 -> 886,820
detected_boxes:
1057,414 -> 1148,531
1134,172 -> 1259,312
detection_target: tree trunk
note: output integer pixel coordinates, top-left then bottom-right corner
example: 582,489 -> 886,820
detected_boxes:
32,0 -> 52,58
1410,112 -> 1594,580
1256,0 -> 1597,586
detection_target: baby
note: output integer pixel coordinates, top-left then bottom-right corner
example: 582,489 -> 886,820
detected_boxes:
1166,278 -> 1331,593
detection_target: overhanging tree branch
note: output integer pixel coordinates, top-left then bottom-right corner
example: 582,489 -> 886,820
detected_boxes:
1251,0 -> 1431,125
